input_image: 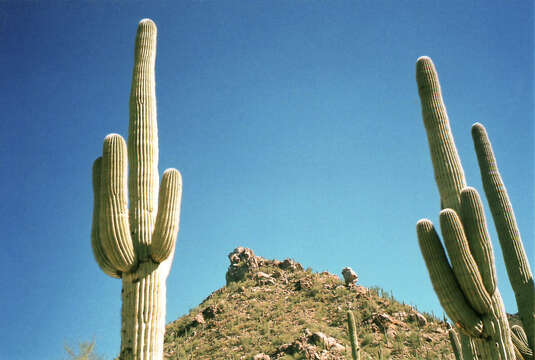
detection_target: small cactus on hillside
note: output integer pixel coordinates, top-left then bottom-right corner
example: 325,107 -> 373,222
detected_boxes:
414,56 -> 534,358
91,19 -> 182,360
347,310 -> 361,360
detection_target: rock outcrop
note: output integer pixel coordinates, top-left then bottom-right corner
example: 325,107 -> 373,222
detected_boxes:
341,267 -> 358,285
226,247 -> 303,285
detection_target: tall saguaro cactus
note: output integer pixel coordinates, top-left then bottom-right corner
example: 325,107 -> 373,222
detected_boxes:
415,56 -> 534,359
91,19 -> 182,360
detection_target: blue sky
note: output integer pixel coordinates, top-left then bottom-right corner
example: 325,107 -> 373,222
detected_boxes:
1,1 -> 533,359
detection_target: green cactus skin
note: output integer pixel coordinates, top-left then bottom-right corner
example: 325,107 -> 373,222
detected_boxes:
347,310 -> 361,360
472,123 -> 535,351
415,56 -> 520,359
449,328 -> 463,360
511,325 -> 533,360
91,19 -> 183,360
416,219 -> 484,338
460,333 -> 479,360
416,56 -> 466,213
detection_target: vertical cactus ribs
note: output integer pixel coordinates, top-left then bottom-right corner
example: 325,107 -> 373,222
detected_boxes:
91,19 -> 182,360
347,310 -> 361,360
415,56 -> 533,358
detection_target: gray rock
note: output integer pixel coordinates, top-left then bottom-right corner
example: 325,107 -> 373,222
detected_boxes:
341,267 -> 358,285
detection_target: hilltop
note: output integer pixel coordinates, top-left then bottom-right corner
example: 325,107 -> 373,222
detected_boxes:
163,247 -> 454,359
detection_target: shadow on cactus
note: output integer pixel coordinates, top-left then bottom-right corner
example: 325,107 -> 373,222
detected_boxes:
91,19 -> 183,360
414,56 -> 534,359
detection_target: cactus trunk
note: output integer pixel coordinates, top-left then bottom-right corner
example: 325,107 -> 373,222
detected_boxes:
120,263 -> 166,360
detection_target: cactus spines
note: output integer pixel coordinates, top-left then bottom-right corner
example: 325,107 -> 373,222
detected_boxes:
90,19 -> 182,360
472,123 -> 535,350
347,310 -> 361,360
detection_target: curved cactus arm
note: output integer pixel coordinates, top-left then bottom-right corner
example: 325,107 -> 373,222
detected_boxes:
449,328 -> 463,360
472,123 -> 535,350
99,134 -> 136,272
151,168 -> 183,263
128,18 -> 159,260
514,347 -> 527,360
511,325 -> 533,360
347,310 -> 361,360
91,157 -> 122,278
460,187 -> 497,295
439,208 -> 493,315
511,325 -> 529,350
416,56 -> 466,212
416,219 -> 484,337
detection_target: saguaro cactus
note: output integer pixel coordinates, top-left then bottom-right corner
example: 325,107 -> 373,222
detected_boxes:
91,19 -> 182,360
415,56 -> 534,358
347,310 -> 361,360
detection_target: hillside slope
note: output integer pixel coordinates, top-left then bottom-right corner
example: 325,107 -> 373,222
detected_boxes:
164,248 -> 454,359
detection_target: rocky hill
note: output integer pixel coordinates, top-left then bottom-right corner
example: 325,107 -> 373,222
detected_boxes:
163,247 -> 455,359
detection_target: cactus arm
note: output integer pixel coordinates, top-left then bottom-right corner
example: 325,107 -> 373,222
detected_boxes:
416,56 -> 466,212
460,187 -> 497,295
515,347 -> 527,360
512,325 -> 529,350
347,310 -> 361,360
416,219 -> 484,337
151,168 -> 183,263
128,19 -> 159,260
511,325 -> 533,360
91,157 -> 122,278
472,123 -> 535,350
439,208 -> 493,315
449,328 -> 463,360
99,134 -> 136,272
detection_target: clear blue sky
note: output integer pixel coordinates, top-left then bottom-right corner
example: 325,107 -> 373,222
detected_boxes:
1,1 -> 533,359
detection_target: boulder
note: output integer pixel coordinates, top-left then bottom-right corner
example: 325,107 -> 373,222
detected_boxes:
310,332 -> 345,352
279,258 -> 303,272
253,354 -> 270,360
409,311 -> 428,326
255,271 -> 276,285
192,313 -> 205,325
341,267 -> 358,285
